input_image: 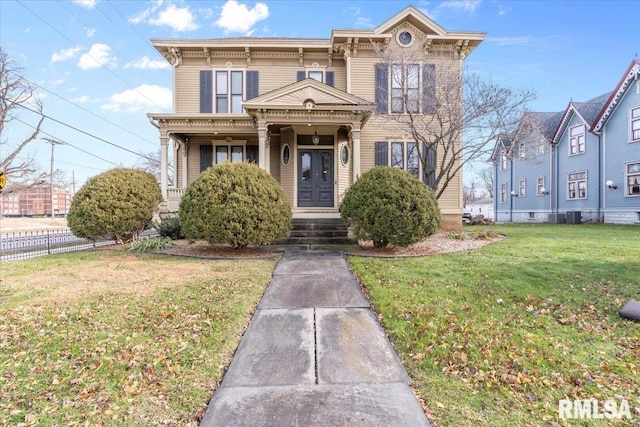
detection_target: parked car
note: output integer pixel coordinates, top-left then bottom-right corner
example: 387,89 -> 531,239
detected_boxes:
462,209 -> 472,224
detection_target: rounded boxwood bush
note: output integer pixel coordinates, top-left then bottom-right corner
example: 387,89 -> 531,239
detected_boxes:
68,168 -> 161,243
179,162 -> 291,249
340,166 -> 442,248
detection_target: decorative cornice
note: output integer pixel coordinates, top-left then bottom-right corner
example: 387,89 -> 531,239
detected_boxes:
592,61 -> 640,134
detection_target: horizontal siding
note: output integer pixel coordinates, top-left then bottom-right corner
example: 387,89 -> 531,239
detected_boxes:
269,136 -> 281,184
280,128 -> 295,206
175,66 -> 201,114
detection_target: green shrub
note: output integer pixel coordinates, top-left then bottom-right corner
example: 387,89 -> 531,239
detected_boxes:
156,216 -> 184,240
340,167 -> 442,248
179,162 -> 291,249
67,168 -> 162,243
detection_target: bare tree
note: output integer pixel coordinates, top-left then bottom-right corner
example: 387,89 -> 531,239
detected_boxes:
478,166 -> 494,198
136,149 -> 174,186
0,47 -> 46,194
372,39 -> 536,199
463,181 -> 477,206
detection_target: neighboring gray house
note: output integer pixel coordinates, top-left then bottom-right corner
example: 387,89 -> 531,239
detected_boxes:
491,59 -> 640,224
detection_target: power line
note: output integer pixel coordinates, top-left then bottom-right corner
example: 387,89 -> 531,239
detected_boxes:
57,159 -> 108,171
16,0 -> 166,110
10,115 -> 120,166
24,77 -> 157,147
10,100 -> 154,160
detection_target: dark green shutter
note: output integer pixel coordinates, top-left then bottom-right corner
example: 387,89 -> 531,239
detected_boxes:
375,63 -> 388,114
325,71 -> 334,87
297,71 -> 306,81
200,70 -> 212,113
200,145 -> 213,172
422,142 -> 436,188
375,142 -> 388,166
422,64 -> 436,114
246,71 -> 259,100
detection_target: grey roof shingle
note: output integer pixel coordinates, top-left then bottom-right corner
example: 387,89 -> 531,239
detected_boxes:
523,111 -> 564,140
572,92 -> 611,125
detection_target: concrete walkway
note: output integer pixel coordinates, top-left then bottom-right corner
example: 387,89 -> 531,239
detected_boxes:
200,251 -> 430,427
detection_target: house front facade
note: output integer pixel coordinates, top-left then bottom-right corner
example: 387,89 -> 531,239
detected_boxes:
147,6 -> 484,230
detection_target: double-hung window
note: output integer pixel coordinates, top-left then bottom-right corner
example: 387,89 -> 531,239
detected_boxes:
568,171 -> 586,199
627,162 -> 640,196
501,154 -> 507,170
537,140 -> 546,155
631,107 -> 640,142
500,183 -> 507,203
537,177 -> 545,195
375,141 -> 435,186
519,143 -> 526,160
375,63 -> 436,115
216,71 -> 243,114
199,70 -> 259,114
519,179 -> 526,197
569,125 -> 585,155
296,70 -> 335,86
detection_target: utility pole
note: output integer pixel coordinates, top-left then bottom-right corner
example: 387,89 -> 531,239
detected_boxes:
43,138 -> 64,218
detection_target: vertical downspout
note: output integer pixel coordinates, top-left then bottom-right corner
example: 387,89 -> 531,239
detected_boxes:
554,142 -> 559,216
509,157 -> 514,222
597,133 -> 602,221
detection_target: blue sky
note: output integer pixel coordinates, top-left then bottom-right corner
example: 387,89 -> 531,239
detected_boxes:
1,0 -> 638,188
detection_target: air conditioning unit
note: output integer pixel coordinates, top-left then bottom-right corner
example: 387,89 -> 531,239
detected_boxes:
566,211 -> 582,224
548,213 -> 566,224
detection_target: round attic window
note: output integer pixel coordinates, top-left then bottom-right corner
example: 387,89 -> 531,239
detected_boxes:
398,31 -> 413,46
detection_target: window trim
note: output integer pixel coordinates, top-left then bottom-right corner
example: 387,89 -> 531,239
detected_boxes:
501,154 -> 507,171
384,62 -> 434,115
625,160 -> 640,197
519,143 -> 526,160
537,176 -> 545,196
211,140 -> 249,165
567,171 -> 587,200
500,183 -> 507,203
569,124 -> 585,155
374,140 -> 428,182
630,106 -> 640,143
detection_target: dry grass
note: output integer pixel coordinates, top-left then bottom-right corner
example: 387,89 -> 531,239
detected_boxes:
0,217 -> 68,233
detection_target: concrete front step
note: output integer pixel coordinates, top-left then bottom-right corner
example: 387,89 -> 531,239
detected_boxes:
278,218 -> 356,247
288,230 -> 348,238
280,237 -> 356,245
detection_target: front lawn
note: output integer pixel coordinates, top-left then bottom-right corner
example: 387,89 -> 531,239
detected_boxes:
349,224 -> 640,426
0,251 -> 278,426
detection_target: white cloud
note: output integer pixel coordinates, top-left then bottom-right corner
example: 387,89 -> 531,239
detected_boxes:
124,56 -> 170,70
215,0 -> 269,34
102,84 -> 172,113
73,95 -> 92,103
149,4 -> 199,32
72,0 -> 96,9
350,6 -> 372,28
78,43 -> 116,70
86,27 -> 96,38
498,5 -> 510,16
51,46 -> 82,63
25,28 -> 31,34
129,0 -> 163,25
486,36 -> 532,46
440,0 -> 482,13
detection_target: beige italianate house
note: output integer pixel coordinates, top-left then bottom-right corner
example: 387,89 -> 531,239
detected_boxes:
147,6 -> 484,230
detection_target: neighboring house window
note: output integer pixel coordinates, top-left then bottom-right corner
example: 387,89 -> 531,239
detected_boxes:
375,141 -> 434,185
519,143 -> 526,160
537,140 -> 546,155
569,125 -> 585,155
501,154 -> 507,170
568,171 -> 587,199
375,63 -> 436,115
199,70 -> 259,114
537,177 -> 545,195
627,161 -> 640,196
631,106 -> 640,142
500,183 -> 507,203
297,70 -> 335,86
519,179 -> 526,197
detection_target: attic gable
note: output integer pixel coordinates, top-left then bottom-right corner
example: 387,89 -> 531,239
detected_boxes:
592,59 -> 640,133
374,5 -> 447,36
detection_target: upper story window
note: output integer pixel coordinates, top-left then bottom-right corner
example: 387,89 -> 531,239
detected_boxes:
537,140 -> 546,155
627,161 -> 640,196
500,183 -> 507,203
375,63 -> 436,115
631,106 -> 640,142
569,125 -> 585,155
199,70 -> 259,114
501,154 -> 507,170
519,143 -> 526,160
568,171 -> 586,199
297,69 -> 335,86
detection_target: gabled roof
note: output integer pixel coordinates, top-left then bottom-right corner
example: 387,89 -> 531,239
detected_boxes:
243,78 -> 375,110
552,93 -> 609,144
523,111 -> 564,141
489,134 -> 511,161
591,59 -> 640,134
373,5 -> 448,36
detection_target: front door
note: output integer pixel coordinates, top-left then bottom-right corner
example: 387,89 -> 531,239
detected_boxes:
298,149 -> 334,207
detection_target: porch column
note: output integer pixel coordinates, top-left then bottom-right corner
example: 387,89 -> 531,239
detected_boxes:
257,120 -> 270,173
160,134 -> 168,200
351,122 -> 361,182
181,138 -> 188,188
